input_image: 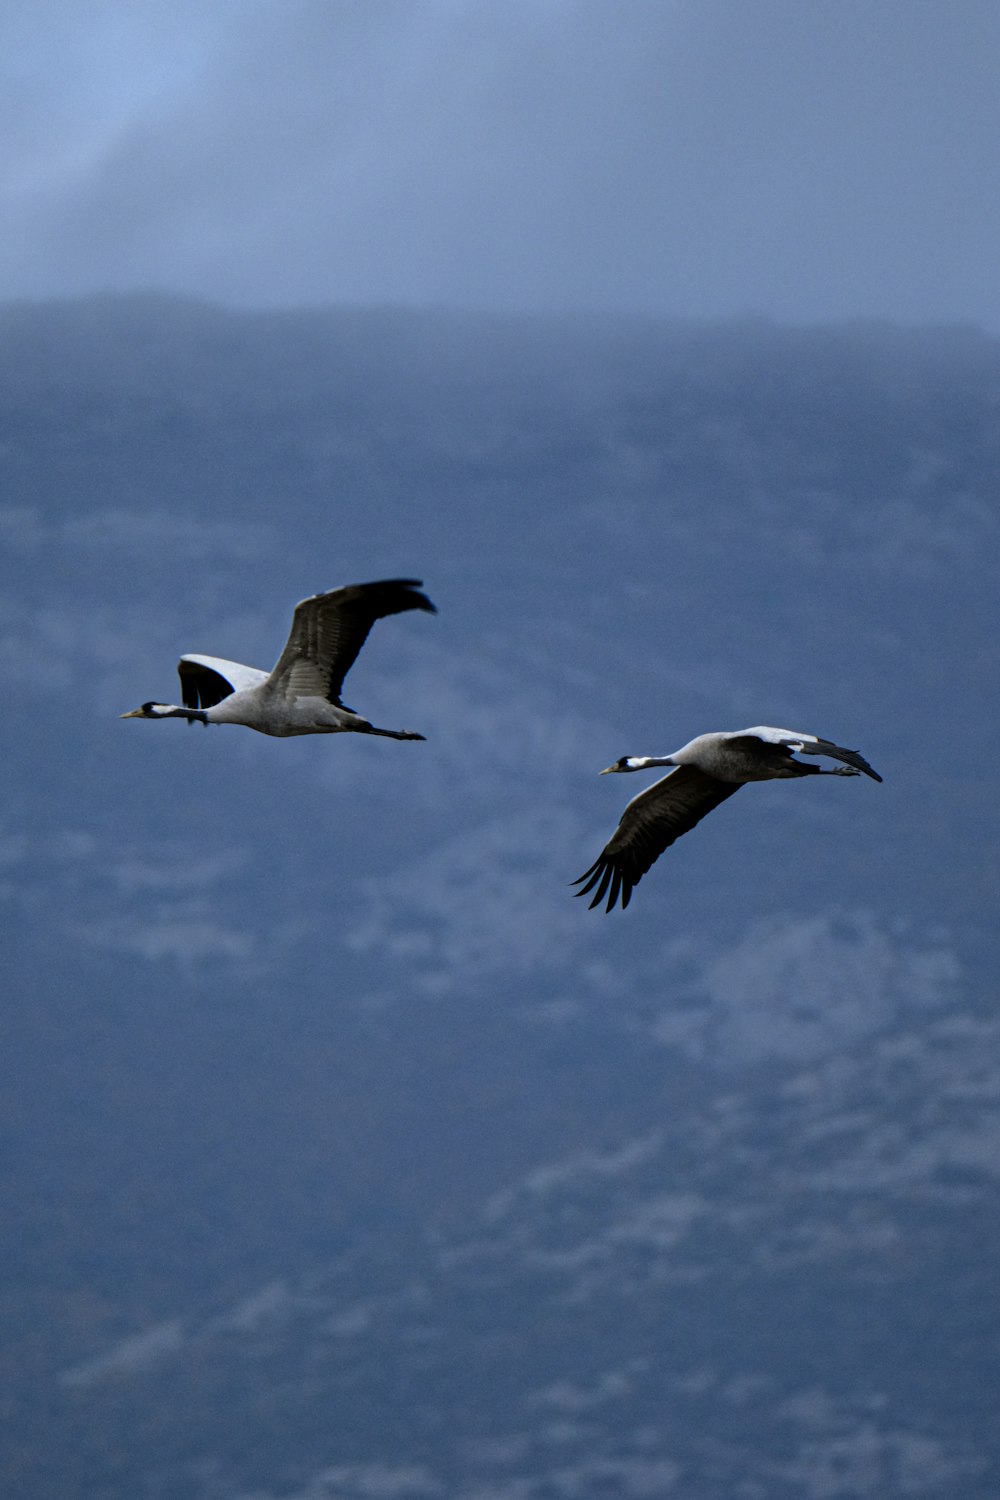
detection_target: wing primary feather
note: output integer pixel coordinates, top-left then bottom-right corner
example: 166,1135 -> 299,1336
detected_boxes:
571,861 -> 604,897
590,864 -> 613,911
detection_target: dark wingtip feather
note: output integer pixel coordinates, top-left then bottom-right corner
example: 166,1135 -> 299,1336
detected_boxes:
383,579 -> 437,614
841,746 -> 882,781
590,868 -> 611,909
570,860 -> 602,894
400,583 -> 437,615
812,738 -> 882,782
572,858 -> 631,912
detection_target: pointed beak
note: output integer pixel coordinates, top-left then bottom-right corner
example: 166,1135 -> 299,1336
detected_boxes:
120,708 -> 144,718
599,764 -> 617,775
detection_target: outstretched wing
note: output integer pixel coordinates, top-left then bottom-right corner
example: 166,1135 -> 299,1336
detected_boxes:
268,579 -> 436,705
731,727 -> 882,781
573,765 -> 742,912
784,735 -> 882,781
177,656 -> 269,710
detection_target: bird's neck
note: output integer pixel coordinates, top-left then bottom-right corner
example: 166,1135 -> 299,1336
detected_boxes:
153,704 -> 209,723
626,755 -> 675,771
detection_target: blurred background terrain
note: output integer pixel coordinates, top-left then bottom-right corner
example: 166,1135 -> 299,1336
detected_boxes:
1,296 -> 997,1498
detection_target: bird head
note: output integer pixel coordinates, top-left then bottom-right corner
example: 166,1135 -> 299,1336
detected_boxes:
600,755 -> 670,774
121,702 -> 172,719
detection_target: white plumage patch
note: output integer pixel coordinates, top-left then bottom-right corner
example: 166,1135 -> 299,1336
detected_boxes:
180,655 -> 269,694
730,725 -> 819,747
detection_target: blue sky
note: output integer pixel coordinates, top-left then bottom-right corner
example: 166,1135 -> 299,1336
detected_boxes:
3,0 -> 999,326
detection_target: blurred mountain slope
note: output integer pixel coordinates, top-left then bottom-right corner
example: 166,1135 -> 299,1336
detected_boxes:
0,296 -> 997,1498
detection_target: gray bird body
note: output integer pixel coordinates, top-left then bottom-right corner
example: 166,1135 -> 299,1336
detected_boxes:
574,725 -> 881,912
122,578 -> 435,740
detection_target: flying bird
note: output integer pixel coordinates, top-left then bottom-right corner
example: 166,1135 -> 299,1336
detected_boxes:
122,578 -> 435,739
573,726 -> 881,912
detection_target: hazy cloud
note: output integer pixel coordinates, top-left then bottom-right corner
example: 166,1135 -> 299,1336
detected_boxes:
344,804 -> 596,991
60,1318 -> 186,1387
651,911 -> 962,1064
2,1 -> 999,326
0,505 -> 269,559
76,910 -> 256,966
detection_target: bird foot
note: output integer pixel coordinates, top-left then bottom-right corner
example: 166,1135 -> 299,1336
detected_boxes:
831,766 -> 861,776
